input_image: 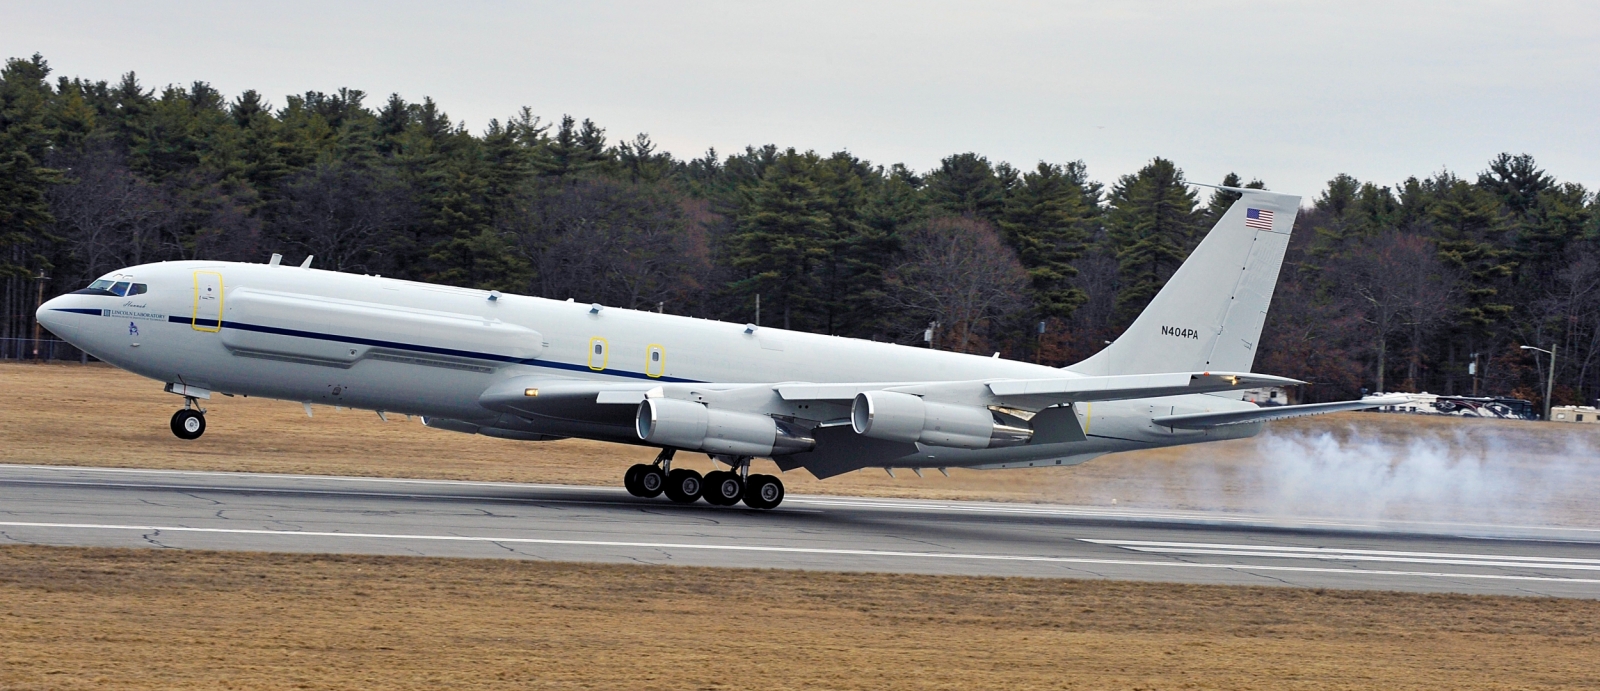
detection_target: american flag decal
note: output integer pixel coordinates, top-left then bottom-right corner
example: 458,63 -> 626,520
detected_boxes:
1244,208 -> 1275,230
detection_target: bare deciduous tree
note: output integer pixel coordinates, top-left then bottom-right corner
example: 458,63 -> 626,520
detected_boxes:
47,147 -> 169,277
1337,231 -> 1459,392
272,163 -> 415,272
499,178 -> 710,312
887,216 -> 1029,353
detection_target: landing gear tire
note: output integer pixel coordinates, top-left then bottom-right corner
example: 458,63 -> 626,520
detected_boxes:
664,468 -> 704,504
636,465 -> 665,498
170,409 -> 206,440
743,474 -> 784,510
624,464 -> 650,497
703,471 -> 744,506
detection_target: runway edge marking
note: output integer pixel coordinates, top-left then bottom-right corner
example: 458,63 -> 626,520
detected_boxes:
2,521 -> 1598,586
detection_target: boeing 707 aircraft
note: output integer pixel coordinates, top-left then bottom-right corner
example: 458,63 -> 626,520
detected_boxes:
37,187 -> 1389,509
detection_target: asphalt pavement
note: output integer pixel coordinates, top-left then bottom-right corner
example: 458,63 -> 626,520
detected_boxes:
2,464 -> 1598,598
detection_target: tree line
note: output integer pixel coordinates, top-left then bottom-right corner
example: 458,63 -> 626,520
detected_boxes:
4,54 -> 1597,408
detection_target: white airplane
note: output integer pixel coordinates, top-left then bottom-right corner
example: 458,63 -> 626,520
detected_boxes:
37,187 -> 1389,509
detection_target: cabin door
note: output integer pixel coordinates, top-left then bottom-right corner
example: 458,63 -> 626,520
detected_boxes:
192,271 -> 223,332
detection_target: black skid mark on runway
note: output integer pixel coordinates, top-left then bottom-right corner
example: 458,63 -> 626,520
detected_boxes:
631,505 -> 725,525
488,541 -> 548,559
141,530 -> 179,549
0,531 -> 41,545
881,533 -> 954,550
1239,568 -> 1297,587
179,491 -> 223,506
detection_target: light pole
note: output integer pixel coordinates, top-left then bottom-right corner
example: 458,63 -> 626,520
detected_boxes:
32,271 -> 48,362
1520,344 -> 1557,420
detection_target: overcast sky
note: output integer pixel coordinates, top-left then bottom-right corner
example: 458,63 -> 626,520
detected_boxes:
7,0 -> 1597,200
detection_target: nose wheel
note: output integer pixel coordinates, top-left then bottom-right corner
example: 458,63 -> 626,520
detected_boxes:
170,408 -> 206,440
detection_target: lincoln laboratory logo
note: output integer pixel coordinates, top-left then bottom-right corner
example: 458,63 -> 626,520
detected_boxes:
1161,325 -> 1199,340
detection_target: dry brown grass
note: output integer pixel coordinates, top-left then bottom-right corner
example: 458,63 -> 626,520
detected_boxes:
1,545 -> 1596,690
5,362 -> 1599,522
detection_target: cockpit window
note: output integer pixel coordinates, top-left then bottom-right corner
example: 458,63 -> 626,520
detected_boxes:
77,277 -> 146,297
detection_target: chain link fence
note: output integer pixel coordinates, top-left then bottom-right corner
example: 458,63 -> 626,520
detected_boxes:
0,337 -> 94,363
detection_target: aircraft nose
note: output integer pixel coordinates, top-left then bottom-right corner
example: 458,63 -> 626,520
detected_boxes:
36,295 -> 74,336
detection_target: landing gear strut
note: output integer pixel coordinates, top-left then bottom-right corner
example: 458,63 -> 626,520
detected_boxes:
622,450 -> 785,509
170,399 -> 206,440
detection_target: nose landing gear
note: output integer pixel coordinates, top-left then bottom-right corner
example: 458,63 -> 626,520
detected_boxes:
170,400 -> 206,440
622,450 -> 785,509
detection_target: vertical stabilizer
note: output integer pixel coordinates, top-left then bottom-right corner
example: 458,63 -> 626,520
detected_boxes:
1068,189 -> 1299,376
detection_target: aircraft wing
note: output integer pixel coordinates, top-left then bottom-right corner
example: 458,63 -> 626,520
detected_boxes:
1151,396 -> 1408,430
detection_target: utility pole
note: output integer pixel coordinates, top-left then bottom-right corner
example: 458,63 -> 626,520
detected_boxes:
1520,344 -> 1558,420
1547,343 -> 1558,421
1469,352 -> 1479,396
754,293 -> 760,327
31,271 -> 47,362
1035,320 -> 1046,364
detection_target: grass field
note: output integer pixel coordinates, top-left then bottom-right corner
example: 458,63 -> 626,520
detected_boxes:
3,545 -> 1598,690
4,363 -> 1600,688
3,362 -> 1596,525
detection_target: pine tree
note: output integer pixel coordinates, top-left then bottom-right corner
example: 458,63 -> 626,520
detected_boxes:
547,115 -> 609,178
924,153 -> 1006,220
1478,153 -> 1553,218
0,54 -> 63,342
726,149 -> 829,330
1425,172 -> 1515,330
997,161 -> 1099,319
1103,158 -> 1202,325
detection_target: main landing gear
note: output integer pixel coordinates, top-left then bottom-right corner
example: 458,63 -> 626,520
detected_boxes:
624,449 -> 785,510
170,399 -> 206,440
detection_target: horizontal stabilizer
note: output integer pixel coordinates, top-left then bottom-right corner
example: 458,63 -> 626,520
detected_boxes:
982,371 -> 1302,408
1152,396 -> 1407,430
778,372 -> 1302,411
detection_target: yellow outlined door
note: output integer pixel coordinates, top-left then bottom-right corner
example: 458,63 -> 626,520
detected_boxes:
645,344 -> 665,378
192,271 -> 223,332
588,337 -> 609,371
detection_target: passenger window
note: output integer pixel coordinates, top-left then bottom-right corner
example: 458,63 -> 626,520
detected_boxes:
587,337 -> 608,371
110,281 -> 131,296
645,344 -> 665,378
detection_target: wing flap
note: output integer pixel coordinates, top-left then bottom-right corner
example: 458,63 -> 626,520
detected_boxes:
1152,396 -> 1406,429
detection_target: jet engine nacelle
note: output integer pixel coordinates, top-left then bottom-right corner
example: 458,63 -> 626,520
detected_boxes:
636,397 -> 815,457
851,391 -> 1032,449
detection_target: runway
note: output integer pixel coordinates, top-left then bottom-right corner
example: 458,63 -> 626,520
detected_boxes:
2,464 -> 1598,598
